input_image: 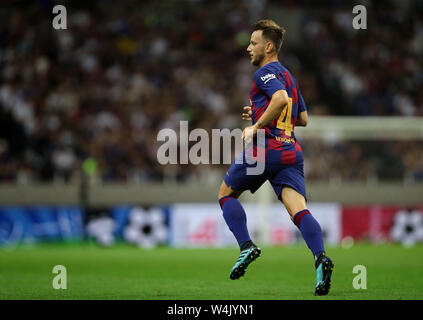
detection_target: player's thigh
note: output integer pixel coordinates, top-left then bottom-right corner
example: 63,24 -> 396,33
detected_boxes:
280,186 -> 307,220
219,157 -> 267,200
268,163 -> 307,219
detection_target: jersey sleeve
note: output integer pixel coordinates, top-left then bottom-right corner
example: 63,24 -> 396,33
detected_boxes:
298,88 -> 307,112
253,68 -> 286,98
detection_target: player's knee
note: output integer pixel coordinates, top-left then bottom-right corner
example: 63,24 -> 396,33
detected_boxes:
218,181 -> 229,201
218,181 -> 242,201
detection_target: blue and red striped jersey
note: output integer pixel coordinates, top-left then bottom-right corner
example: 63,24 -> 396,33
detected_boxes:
249,61 -> 307,165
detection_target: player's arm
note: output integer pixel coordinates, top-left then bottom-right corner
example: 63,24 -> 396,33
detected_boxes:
255,89 -> 289,129
296,110 -> 308,127
241,89 -> 289,124
242,90 -> 289,141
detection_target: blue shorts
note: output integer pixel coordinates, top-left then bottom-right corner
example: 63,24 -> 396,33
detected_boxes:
224,154 -> 307,202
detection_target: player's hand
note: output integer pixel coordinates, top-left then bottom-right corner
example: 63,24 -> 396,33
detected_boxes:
242,106 -> 252,121
242,124 -> 258,144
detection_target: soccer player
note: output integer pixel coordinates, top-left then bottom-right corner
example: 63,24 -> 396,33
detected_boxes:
217,20 -> 334,296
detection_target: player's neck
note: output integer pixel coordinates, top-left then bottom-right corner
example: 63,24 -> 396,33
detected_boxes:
259,55 -> 279,68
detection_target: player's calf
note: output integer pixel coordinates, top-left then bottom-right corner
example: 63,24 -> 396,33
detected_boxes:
218,181 -> 251,248
291,207 -> 333,295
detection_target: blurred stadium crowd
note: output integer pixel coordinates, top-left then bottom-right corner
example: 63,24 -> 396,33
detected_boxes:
0,0 -> 422,185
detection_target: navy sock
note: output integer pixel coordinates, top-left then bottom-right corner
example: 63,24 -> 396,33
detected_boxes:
219,196 -> 251,247
240,240 -> 256,251
293,209 -> 325,258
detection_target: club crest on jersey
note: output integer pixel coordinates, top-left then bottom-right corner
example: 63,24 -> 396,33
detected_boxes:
260,73 -> 276,84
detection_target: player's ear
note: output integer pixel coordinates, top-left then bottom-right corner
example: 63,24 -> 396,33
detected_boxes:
265,41 -> 274,53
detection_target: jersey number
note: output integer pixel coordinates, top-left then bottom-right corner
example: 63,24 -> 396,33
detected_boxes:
276,97 -> 293,136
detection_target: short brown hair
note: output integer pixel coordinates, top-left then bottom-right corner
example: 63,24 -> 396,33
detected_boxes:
253,19 -> 286,53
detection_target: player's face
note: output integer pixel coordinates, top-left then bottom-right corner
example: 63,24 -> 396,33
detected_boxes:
247,30 -> 266,66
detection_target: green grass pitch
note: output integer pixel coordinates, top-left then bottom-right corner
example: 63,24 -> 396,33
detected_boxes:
0,243 -> 422,299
